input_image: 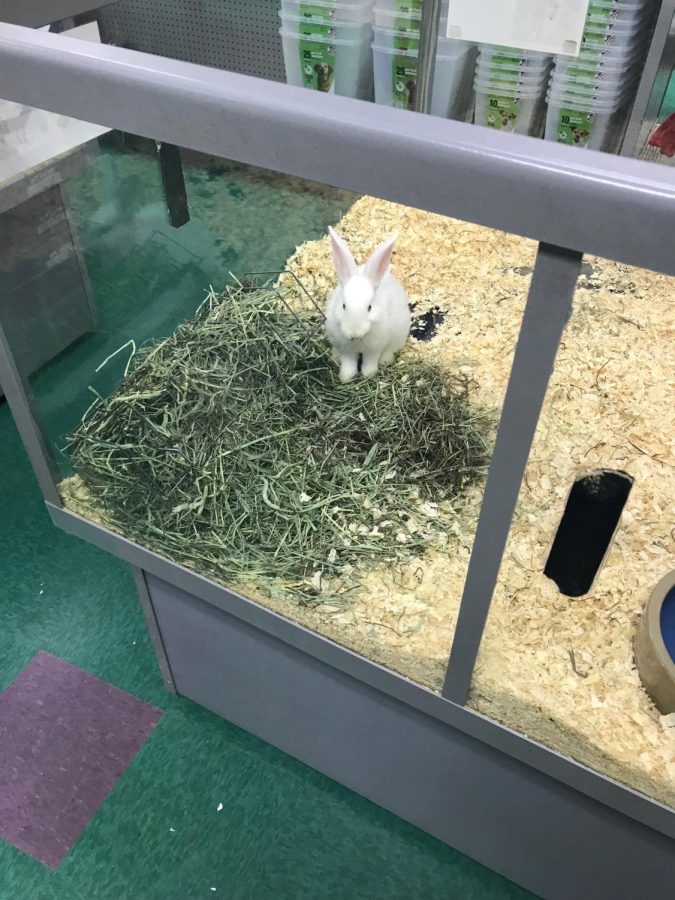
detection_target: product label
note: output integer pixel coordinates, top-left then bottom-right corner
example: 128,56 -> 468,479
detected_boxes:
490,51 -> 532,66
390,16 -> 421,32
299,3 -> 337,20
560,82 -> 608,102
588,0 -> 621,22
484,95 -> 521,130
300,38 -> 336,92
390,32 -> 420,51
482,71 -> 531,88
586,4 -> 616,23
564,63 -> 610,81
392,55 -> 418,110
490,53 -> 530,69
298,20 -> 336,39
556,107 -> 595,147
579,46 -> 612,60
582,26 -> 618,48
393,0 -> 423,11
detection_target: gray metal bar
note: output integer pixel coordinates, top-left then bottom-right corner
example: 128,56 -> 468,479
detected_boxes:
46,501 -> 675,841
414,0 -> 442,114
0,0 -> 117,28
621,0 -> 675,157
131,566 -> 177,694
0,318 -> 62,506
1,24 -> 675,274
443,243 -> 583,704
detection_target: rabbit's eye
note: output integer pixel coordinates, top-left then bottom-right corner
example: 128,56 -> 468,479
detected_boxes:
368,305 -> 372,312
342,303 -> 346,310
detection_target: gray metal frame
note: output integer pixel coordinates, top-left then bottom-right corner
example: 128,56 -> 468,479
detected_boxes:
45,501 -> 675,842
0,18 -> 674,897
145,569 -> 675,900
415,0 -> 442,113
131,567 -> 177,694
444,243 -> 583,702
1,25 -> 675,274
0,317 -> 61,506
622,0 -> 675,158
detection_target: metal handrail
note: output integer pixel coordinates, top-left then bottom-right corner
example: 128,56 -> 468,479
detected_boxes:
1,23 -> 675,274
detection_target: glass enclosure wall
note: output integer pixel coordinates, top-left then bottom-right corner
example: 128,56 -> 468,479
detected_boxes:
0,112 -> 535,690
471,257 -> 675,809
642,66 -> 675,163
19,133 -> 356,466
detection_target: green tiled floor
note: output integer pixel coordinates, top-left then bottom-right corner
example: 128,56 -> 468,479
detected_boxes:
0,141 -> 533,899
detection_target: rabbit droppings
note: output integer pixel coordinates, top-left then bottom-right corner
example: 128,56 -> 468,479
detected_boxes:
325,227 -> 411,383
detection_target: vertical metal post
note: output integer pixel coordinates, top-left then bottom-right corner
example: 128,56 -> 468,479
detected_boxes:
131,566 -> 177,694
415,0 -> 443,114
0,317 -> 63,507
156,142 -> 190,228
442,243 -> 583,705
620,0 -> 675,157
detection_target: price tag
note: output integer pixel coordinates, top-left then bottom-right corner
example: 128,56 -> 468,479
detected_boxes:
445,0 -> 590,56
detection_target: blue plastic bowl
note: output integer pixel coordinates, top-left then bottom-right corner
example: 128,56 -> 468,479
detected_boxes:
635,572 -> 675,713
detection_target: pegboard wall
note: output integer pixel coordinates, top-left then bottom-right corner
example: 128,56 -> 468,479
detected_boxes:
97,0 -> 285,82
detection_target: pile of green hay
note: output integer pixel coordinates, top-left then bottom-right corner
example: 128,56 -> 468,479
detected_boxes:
68,283 -> 492,603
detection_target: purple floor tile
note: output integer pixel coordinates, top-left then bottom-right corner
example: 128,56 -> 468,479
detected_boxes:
0,651 -> 162,868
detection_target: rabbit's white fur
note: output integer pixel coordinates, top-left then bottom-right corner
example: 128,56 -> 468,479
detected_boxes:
325,227 -> 410,383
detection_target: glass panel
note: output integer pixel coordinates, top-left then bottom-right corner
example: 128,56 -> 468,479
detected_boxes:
640,60 -> 675,165
472,258 -> 675,810
0,106 -> 535,690
33,0 -> 660,154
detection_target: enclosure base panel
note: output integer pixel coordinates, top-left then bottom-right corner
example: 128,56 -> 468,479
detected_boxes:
145,571 -> 675,900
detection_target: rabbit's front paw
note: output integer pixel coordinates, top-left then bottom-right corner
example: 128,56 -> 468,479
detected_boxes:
339,356 -> 358,383
361,354 -> 379,378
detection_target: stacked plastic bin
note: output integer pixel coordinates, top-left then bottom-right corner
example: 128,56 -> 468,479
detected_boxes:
545,0 -> 658,152
371,2 -> 477,120
473,46 -> 551,137
279,0 -> 375,100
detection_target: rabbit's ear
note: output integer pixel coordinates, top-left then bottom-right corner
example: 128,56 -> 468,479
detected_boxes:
328,227 -> 357,283
364,234 -> 397,287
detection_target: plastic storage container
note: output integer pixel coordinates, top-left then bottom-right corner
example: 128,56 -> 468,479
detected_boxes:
372,24 -> 420,52
545,0 -> 656,151
280,28 -> 374,99
478,45 -> 550,67
475,64 -> 550,89
476,58 -> 550,78
547,81 -> 636,107
280,12 -> 372,40
281,0 -> 375,22
586,0 -> 654,19
373,7 -> 421,31
474,85 -> 547,136
371,16 -> 453,52
544,93 -> 630,152
553,46 -> 646,79
473,43 -> 550,136
580,22 -> 645,51
375,0 -> 448,12
372,39 -> 476,120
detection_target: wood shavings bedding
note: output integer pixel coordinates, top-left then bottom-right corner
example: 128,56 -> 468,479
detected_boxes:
278,196 -> 675,808
61,193 -> 674,809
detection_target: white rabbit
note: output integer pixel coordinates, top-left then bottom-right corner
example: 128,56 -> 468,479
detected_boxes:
325,227 -> 411,383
